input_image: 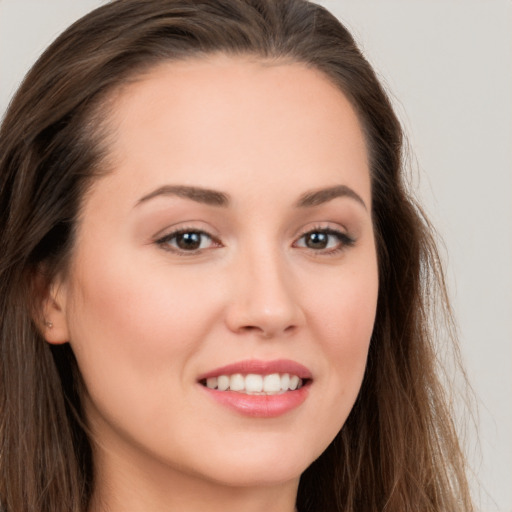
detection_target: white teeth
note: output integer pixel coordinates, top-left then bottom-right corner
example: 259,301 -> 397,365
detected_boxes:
206,377 -> 218,389
245,374 -> 263,393
263,373 -> 281,393
229,373 -> 244,391
217,375 -> 230,391
203,373 -> 305,394
289,375 -> 300,391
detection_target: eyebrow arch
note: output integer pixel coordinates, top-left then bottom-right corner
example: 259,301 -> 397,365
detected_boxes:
295,185 -> 367,210
136,185 -> 230,207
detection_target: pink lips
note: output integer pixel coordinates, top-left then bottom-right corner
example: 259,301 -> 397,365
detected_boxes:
198,359 -> 312,418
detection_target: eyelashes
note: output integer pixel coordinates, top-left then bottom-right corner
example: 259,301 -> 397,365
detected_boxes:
155,228 -> 220,253
293,228 -> 355,253
155,226 -> 355,256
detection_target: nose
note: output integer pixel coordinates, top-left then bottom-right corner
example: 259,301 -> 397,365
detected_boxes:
224,249 -> 305,339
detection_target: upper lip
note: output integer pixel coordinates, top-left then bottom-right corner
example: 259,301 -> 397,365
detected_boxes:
197,359 -> 313,381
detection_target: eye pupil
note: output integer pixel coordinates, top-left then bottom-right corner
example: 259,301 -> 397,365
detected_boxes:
176,232 -> 202,250
306,232 -> 328,249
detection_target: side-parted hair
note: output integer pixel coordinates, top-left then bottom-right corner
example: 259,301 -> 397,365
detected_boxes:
0,1 -> 473,511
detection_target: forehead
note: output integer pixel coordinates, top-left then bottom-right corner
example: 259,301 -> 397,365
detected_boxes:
89,55 -> 370,209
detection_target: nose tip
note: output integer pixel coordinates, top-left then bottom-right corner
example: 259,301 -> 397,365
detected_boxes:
224,257 -> 304,339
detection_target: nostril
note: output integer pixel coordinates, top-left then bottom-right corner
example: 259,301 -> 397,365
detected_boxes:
240,325 -> 272,337
237,323 -> 297,338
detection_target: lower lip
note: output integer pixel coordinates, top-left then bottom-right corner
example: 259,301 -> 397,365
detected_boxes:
201,384 -> 310,418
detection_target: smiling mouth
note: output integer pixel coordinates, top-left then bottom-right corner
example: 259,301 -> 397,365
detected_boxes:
199,373 -> 308,395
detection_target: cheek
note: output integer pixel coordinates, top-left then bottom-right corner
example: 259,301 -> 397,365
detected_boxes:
311,252 -> 378,345
288,256 -> 377,463
321,299 -> 375,401
63,254 -> 229,445
64,252 -> 220,392
308,254 -> 378,394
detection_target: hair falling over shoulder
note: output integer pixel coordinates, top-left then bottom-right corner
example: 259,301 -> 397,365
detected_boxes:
0,0 -> 474,511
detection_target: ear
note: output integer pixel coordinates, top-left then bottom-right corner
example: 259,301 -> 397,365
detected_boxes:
34,270 -> 71,345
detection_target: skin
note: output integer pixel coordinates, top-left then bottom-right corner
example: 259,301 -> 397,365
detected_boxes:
44,55 -> 379,512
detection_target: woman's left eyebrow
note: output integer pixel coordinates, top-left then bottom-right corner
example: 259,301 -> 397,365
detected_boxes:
295,185 -> 367,210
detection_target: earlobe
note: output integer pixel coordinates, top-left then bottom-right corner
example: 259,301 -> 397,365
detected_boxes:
39,278 -> 71,345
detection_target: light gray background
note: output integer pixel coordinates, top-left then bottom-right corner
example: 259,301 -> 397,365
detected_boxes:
1,1 -> 511,511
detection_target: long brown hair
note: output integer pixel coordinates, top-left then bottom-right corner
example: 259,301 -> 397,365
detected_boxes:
0,1 -> 473,511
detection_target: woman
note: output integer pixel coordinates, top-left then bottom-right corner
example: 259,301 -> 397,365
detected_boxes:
0,0 -> 474,511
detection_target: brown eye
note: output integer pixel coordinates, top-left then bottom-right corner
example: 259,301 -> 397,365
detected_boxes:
156,230 -> 217,253
175,232 -> 203,250
295,228 -> 355,253
304,232 -> 330,249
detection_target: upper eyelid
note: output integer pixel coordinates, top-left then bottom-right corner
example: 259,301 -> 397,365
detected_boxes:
154,225 -> 347,238
156,228 -> 217,242
293,226 -> 356,249
152,223 -> 354,249
153,223 -> 219,241
154,229 -> 221,256
294,223 -> 350,239
296,228 -> 353,240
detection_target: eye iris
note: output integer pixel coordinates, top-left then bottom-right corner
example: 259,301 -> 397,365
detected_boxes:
306,232 -> 329,249
176,232 -> 202,250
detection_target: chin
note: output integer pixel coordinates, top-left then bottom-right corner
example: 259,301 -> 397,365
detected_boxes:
184,439 -> 322,488
204,460 -> 306,488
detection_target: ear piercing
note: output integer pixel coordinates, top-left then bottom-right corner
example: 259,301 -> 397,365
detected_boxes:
44,320 -> 53,329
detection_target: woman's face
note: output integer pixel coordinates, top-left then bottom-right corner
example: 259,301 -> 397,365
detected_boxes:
48,56 -> 378,490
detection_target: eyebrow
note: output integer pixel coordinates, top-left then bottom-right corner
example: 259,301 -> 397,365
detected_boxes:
136,185 -> 230,207
135,183 -> 367,210
295,185 -> 367,210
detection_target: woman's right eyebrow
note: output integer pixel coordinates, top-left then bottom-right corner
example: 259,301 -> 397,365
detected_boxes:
135,185 -> 230,208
